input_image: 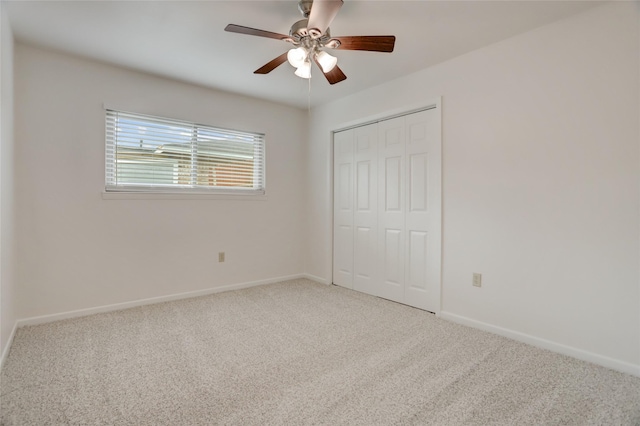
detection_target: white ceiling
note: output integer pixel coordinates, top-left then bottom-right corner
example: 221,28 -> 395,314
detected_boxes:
5,0 -> 603,109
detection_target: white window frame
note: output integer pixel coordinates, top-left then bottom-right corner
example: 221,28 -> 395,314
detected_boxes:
105,109 -> 266,196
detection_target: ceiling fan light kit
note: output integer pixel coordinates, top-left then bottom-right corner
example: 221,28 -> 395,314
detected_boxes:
225,0 -> 396,85
287,46 -> 337,78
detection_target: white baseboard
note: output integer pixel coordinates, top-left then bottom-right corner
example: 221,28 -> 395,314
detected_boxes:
16,274 -> 307,328
439,311 -> 640,378
302,273 -> 330,285
0,321 -> 18,370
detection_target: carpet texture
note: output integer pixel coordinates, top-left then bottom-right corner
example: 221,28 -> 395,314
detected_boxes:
1,279 -> 639,425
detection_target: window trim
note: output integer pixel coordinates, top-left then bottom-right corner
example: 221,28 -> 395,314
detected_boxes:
104,108 -> 266,196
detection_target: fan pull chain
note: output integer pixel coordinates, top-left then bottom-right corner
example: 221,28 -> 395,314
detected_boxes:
308,70 -> 312,113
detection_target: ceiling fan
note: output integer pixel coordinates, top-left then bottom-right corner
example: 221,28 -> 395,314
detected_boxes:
224,0 -> 396,85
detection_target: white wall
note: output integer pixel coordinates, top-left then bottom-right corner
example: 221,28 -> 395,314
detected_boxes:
14,44 -> 307,319
305,2 -> 640,371
0,3 -> 16,360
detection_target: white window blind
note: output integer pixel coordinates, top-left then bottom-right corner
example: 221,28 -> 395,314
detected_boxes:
105,110 -> 265,194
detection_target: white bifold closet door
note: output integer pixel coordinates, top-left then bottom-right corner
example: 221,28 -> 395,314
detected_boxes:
333,108 -> 441,312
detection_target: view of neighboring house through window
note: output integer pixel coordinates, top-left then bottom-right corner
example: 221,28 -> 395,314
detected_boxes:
105,110 -> 265,194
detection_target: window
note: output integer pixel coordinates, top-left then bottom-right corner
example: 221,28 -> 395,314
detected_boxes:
105,110 -> 265,194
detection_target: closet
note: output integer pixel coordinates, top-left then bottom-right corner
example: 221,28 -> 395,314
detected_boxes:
332,107 -> 441,312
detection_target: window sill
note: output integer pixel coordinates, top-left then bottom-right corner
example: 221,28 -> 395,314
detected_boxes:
101,191 -> 268,201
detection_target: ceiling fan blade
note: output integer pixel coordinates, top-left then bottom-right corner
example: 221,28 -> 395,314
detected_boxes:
307,0 -> 343,39
225,24 -> 289,41
313,56 -> 347,85
254,52 -> 289,74
323,65 -> 347,85
330,35 -> 396,53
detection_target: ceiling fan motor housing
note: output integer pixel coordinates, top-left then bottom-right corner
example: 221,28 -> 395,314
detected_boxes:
290,19 -> 310,38
290,19 -> 332,47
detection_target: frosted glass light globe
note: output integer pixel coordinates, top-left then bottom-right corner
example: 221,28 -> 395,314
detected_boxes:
294,61 -> 312,79
315,51 -> 338,73
287,47 -> 307,68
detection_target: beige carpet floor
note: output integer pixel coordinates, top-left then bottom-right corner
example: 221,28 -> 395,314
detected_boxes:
1,279 -> 639,425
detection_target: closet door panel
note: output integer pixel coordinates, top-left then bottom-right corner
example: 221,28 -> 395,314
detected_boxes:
353,124 -> 378,295
384,228 -> 403,285
378,117 -> 405,303
333,129 -> 354,288
409,153 -> 428,212
408,230 -> 428,290
404,109 -> 440,311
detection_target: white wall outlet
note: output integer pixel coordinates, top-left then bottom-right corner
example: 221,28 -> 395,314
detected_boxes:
218,252 -> 225,262
473,273 -> 482,287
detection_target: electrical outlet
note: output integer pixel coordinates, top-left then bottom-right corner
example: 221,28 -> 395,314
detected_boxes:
473,273 -> 482,287
218,252 -> 225,262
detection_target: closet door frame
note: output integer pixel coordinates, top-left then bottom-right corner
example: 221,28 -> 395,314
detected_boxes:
330,98 -> 442,315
